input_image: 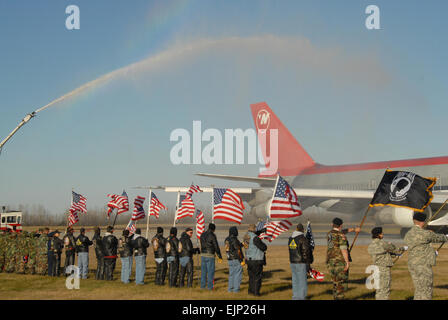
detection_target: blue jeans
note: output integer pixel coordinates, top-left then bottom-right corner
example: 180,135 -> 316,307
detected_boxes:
129,255 -> 133,279
201,256 -> 215,290
121,256 -> 131,283
135,255 -> 146,285
228,259 -> 243,292
290,263 -> 308,300
77,252 -> 89,279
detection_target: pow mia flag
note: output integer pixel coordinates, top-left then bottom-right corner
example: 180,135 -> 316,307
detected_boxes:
369,170 -> 436,212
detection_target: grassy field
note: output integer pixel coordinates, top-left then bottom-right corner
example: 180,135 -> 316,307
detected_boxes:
2,242 -> 448,300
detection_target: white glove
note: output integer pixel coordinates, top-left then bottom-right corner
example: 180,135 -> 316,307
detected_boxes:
436,250 -> 439,256
402,246 -> 409,251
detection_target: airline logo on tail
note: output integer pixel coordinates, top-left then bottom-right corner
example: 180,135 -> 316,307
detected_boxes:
256,109 -> 271,130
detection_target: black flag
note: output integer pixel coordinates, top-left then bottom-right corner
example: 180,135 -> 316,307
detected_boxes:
369,170 -> 436,212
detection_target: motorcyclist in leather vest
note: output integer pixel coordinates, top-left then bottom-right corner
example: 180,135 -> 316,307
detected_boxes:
132,228 -> 149,285
76,227 -> 93,279
118,229 -> 133,284
103,226 -> 118,281
179,227 -> 200,288
152,227 -> 168,285
49,230 -> 63,276
63,226 -> 76,274
166,227 -> 180,287
92,227 -> 105,280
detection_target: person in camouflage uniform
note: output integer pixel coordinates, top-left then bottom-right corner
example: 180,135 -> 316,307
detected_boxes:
35,230 -> 49,275
0,231 -> 6,272
404,212 -> 447,300
5,233 -> 17,273
15,232 -> 27,274
25,232 -> 37,274
326,218 -> 359,300
367,227 -> 407,300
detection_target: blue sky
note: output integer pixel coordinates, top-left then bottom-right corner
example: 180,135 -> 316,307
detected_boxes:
0,0 -> 447,216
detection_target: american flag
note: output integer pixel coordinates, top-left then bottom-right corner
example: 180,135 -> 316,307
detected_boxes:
305,221 -> 315,251
131,196 -> 145,221
69,191 -> 87,215
150,192 -> 166,219
106,190 -> 129,217
126,219 -> 136,235
195,209 -> 205,240
186,184 -> 203,197
68,211 -> 79,227
175,195 -> 195,221
269,176 -> 302,219
213,188 -> 245,224
259,220 -> 292,242
309,268 -> 325,282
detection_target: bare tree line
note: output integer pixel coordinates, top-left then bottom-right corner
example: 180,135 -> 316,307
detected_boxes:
14,204 -> 229,227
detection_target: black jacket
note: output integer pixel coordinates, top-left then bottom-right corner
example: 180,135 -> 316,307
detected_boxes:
118,235 -> 133,258
225,227 -> 244,261
63,233 -> 76,252
132,235 -> 149,256
179,232 -> 195,258
288,232 -> 313,264
200,229 -> 222,259
102,233 -> 118,257
152,233 -> 167,259
50,236 -> 64,254
167,235 -> 180,257
75,234 -> 93,253
92,233 -> 104,258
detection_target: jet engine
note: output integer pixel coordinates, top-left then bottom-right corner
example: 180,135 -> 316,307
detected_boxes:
374,207 -> 414,228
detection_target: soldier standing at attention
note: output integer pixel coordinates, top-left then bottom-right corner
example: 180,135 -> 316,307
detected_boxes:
326,218 -> 359,300
367,227 -> 407,300
404,212 -> 448,300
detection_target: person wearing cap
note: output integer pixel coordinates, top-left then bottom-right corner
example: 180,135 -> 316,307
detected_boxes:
179,227 -> 200,288
75,227 -> 93,279
288,223 -> 313,300
166,227 -> 180,287
404,211 -> 448,300
326,217 -> 357,300
225,226 -> 245,293
367,226 -> 407,300
200,223 -> 222,290
103,226 -> 118,281
243,224 -> 267,296
63,226 -> 76,274
132,228 -> 149,285
92,227 -> 105,280
118,229 -> 133,284
152,227 -> 168,285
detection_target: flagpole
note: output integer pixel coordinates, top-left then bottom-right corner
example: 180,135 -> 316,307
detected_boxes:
67,188 -> 73,228
211,185 -> 215,224
146,188 -> 152,238
112,209 -> 118,228
349,206 -> 372,251
268,175 -> 280,223
174,190 -> 180,227
424,198 -> 448,227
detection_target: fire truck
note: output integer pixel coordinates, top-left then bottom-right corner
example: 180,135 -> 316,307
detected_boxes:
0,206 -> 23,232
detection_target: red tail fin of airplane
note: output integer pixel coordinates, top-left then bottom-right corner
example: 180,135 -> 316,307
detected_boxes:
250,102 -> 315,177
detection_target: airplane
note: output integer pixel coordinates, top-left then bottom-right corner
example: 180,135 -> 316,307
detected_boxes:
195,102 -> 448,237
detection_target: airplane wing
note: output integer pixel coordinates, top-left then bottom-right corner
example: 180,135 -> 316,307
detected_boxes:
195,173 -> 276,186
